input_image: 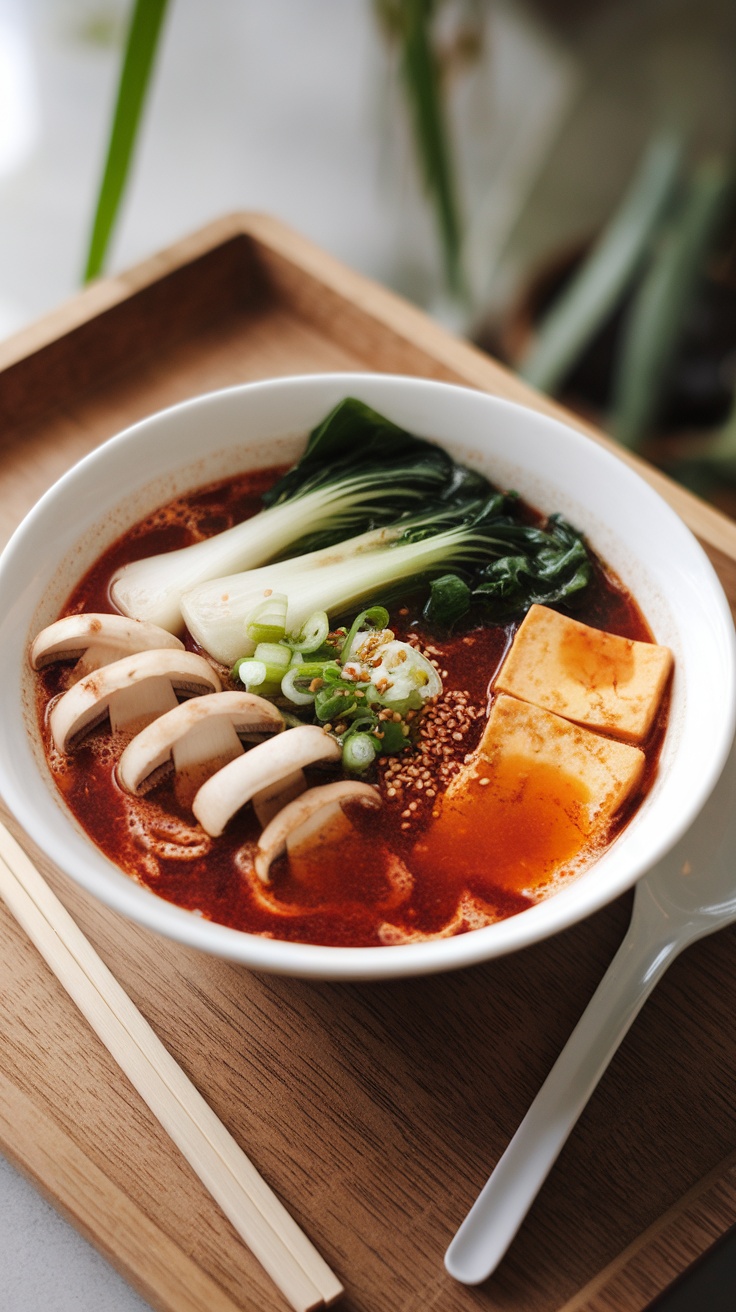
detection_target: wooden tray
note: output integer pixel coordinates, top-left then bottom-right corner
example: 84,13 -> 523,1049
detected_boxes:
1,213 -> 736,1312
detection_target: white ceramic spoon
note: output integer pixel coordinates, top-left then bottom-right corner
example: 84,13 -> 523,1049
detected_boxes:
445,735 -> 736,1286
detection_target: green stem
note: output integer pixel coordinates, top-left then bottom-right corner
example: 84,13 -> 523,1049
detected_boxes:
610,160 -> 733,450
519,133 -> 682,395
83,0 -> 171,282
398,0 -> 465,299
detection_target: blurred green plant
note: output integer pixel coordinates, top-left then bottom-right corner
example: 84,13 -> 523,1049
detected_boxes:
84,2 -> 736,506
374,0 -> 468,301
519,134 -> 683,397
85,0 -> 468,300
518,132 -> 735,469
610,159 -> 732,450
83,0 -> 170,282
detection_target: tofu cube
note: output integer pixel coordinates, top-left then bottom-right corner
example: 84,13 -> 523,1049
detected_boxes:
494,604 -> 672,743
470,692 -> 646,826
418,694 -> 646,896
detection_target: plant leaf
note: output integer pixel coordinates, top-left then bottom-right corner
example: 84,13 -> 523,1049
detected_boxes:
519,132 -> 682,394
393,0 -> 465,299
472,515 -> 592,618
262,397 -> 457,507
83,0 -> 170,281
422,573 -> 471,626
610,159 -> 733,449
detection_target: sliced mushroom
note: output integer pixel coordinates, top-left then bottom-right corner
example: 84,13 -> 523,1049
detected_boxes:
50,649 -> 221,752
192,724 -> 341,837
255,780 -> 381,883
30,613 -> 184,681
251,770 -> 309,829
117,691 -> 284,800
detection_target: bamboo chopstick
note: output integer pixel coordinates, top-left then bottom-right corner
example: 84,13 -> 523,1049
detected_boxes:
0,823 -> 343,1312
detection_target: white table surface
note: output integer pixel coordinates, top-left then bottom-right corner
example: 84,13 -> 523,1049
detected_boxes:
0,1154 -> 151,1311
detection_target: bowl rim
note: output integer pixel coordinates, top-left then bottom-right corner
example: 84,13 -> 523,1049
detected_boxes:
1,371 -> 735,981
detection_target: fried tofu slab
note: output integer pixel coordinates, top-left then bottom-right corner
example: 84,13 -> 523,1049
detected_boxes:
414,694 -> 646,896
494,604 -> 673,743
414,601 -> 670,898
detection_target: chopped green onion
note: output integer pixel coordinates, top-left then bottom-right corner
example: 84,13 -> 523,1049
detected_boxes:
236,658 -> 267,687
234,659 -> 281,698
253,642 -> 291,683
378,719 -> 411,754
315,689 -> 358,721
287,609 -> 330,654
342,733 -> 377,772
281,660 -> 341,707
342,714 -> 379,739
341,605 -> 390,659
245,594 -> 288,644
281,665 -> 319,706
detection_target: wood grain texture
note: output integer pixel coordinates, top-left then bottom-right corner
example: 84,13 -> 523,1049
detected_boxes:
1,213 -> 735,1312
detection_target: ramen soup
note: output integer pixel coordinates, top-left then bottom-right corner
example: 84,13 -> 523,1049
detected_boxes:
31,400 -> 673,948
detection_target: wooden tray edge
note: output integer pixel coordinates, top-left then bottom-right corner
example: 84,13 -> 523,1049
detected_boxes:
1,210 -> 735,565
0,1071 -> 247,1312
559,1150 -> 736,1311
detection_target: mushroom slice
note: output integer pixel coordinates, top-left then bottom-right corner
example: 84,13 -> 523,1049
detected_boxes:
117,691 -> 284,798
50,649 -> 221,752
30,613 -> 184,680
251,770 -> 309,829
254,780 -> 381,883
192,724 -> 341,837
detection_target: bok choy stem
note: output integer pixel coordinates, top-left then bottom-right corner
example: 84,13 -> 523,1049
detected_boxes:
180,497 -> 592,665
111,475 -> 439,632
111,397 -> 467,633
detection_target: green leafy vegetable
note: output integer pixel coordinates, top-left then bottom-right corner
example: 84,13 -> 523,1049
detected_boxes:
181,494 -> 593,664
472,515 -> 592,618
112,397 -> 479,632
423,573 -> 471,626
263,397 -> 457,509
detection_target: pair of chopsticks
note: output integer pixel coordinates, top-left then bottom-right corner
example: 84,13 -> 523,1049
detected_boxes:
0,822 -> 342,1312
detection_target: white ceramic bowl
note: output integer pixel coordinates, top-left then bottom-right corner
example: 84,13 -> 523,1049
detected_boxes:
0,374 -> 734,980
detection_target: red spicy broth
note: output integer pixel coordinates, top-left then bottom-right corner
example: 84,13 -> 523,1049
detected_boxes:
36,467 -> 669,948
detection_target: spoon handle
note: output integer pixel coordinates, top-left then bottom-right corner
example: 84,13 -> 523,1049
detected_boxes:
445,913 -> 680,1285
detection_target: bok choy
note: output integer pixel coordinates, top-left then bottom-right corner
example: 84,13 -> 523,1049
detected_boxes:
111,398 -> 472,632
180,493 -> 592,665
